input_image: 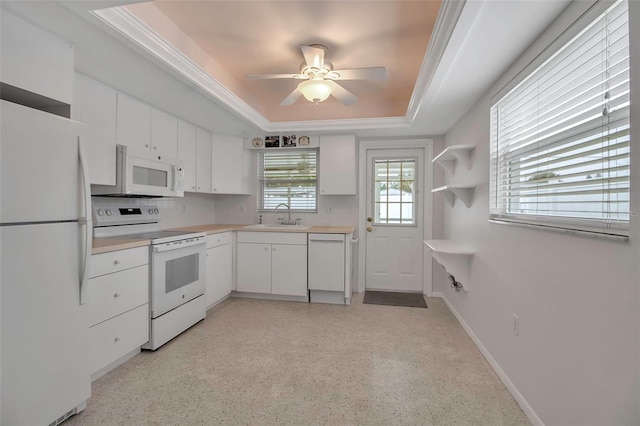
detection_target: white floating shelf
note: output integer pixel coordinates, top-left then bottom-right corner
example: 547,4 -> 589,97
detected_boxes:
432,145 -> 475,175
432,185 -> 475,208
424,240 -> 474,291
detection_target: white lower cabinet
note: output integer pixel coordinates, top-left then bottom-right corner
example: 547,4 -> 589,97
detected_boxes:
236,243 -> 271,293
236,232 -> 307,297
205,232 -> 233,308
88,246 -> 149,379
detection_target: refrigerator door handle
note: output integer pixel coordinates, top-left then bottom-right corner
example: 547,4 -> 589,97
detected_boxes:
78,137 -> 92,305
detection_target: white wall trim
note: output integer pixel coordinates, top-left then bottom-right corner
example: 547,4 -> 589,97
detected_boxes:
405,0 -> 466,123
357,139 -> 434,296
436,293 -> 545,426
91,7 -> 271,131
265,116 -> 410,133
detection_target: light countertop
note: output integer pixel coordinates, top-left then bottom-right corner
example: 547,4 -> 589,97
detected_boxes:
92,223 -> 355,254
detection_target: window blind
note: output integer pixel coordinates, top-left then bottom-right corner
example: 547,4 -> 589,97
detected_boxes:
258,150 -> 318,212
489,0 -> 630,236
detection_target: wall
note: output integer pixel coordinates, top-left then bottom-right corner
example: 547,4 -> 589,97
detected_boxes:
438,1 -> 640,424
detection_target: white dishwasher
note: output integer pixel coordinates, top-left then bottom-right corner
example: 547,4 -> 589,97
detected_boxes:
308,233 -> 349,304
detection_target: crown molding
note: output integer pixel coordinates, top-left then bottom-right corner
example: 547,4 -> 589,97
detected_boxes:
91,7 -> 271,131
91,3 -> 462,134
265,116 -> 410,133
405,0 -> 466,124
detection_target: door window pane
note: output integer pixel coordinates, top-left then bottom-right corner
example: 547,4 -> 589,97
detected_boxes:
373,159 -> 416,224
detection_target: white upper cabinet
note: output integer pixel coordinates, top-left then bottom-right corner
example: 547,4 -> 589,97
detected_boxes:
196,127 -> 213,193
116,93 -> 151,152
1,11 -> 73,105
178,121 -> 213,193
319,134 -> 356,195
151,108 -> 178,158
177,120 -> 197,192
211,134 -> 244,194
116,94 -> 179,159
72,74 -> 117,186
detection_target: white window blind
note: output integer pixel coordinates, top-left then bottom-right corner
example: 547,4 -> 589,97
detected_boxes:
489,0 -> 630,237
258,150 -> 318,212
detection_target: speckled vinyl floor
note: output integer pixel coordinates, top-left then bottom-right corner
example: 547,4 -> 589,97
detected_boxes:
67,294 -> 529,426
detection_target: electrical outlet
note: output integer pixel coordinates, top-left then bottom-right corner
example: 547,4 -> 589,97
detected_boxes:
327,207 -> 333,214
182,205 -> 186,214
512,314 -> 520,336
240,205 -> 246,213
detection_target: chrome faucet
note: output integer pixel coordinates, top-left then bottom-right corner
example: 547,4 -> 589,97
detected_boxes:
274,203 -> 293,225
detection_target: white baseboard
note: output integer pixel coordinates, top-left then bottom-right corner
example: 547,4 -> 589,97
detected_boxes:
438,293 -> 544,426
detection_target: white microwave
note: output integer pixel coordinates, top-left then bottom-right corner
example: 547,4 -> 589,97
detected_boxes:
92,144 -> 184,197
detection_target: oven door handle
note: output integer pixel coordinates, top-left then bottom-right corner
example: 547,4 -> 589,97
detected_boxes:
153,239 -> 206,253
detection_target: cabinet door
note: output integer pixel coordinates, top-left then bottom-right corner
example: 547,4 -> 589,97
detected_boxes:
206,243 -> 232,307
116,93 -> 151,152
73,74 -> 117,186
196,127 -> 213,193
151,107 -> 178,158
236,243 -> 271,293
211,134 -> 243,194
319,134 -> 356,195
271,244 -> 307,297
177,120 -> 197,192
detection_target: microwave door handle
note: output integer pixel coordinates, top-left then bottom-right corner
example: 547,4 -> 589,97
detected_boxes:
78,136 -> 92,305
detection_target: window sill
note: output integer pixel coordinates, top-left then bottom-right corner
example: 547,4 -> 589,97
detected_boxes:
488,219 -> 629,242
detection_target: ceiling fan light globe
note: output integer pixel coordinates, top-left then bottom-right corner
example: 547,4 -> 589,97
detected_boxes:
297,80 -> 333,104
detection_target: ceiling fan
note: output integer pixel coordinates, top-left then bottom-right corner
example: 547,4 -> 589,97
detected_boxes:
246,44 -> 388,106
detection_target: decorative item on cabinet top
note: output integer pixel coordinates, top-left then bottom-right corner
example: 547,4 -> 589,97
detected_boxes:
247,134 -> 318,149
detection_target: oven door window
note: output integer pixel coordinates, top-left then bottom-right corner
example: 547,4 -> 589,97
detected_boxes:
165,253 -> 199,293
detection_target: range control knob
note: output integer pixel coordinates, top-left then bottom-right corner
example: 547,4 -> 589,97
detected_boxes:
97,209 -> 104,216
105,209 -> 112,216
148,208 -> 154,214
154,208 -> 159,214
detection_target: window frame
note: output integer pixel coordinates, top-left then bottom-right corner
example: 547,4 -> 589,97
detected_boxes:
257,149 -> 319,213
488,0 -> 631,239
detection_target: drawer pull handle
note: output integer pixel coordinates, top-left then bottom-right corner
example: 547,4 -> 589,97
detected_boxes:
113,260 -> 120,265
114,337 -> 120,342
113,293 -> 120,298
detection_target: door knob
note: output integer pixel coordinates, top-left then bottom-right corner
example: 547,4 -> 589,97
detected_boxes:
367,227 -> 372,232
367,217 -> 373,222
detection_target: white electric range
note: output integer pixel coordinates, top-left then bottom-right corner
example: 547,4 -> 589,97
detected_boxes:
93,203 -> 206,350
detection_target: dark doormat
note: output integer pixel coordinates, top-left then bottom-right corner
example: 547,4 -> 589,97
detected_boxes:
363,291 -> 427,308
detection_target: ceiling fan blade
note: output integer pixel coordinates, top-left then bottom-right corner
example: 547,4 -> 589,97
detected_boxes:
300,45 -> 325,69
326,80 -> 358,106
280,88 -> 302,106
247,73 -> 304,80
330,67 -> 388,80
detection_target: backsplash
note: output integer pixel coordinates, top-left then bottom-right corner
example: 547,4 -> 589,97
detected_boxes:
92,192 -> 216,229
214,193 -> 358,230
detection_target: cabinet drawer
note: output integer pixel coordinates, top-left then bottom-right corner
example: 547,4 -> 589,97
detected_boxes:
206,232 -> 232,248
89,304 -> 149,375
89,264 -> 149,327
90,246 -> 148,278
237,231 -> 307,245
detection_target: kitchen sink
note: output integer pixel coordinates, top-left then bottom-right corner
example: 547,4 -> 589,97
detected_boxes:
243,224 -> 312,230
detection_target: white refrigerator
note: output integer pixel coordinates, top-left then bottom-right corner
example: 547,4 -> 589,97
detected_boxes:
0,100 -> 92,425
